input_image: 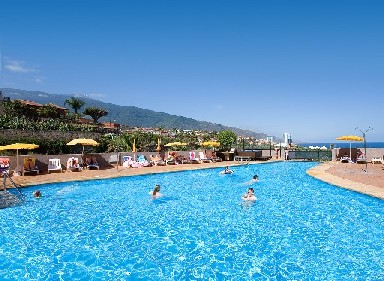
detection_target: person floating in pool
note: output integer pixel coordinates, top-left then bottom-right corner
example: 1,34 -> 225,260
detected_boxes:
151,184 -> 162,198
33,190 -> 42,198
244,175 -> 259,185
220,166 -> 234,174
242,187 -> 257,201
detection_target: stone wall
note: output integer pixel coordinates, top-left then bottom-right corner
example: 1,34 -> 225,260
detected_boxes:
332,148 -> 384,161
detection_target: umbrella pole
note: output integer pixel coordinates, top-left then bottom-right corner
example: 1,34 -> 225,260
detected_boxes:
349,142 -> 352,162
82,145 -> 85,167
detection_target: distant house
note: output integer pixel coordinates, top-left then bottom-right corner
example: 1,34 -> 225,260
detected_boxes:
77,117 -> 94,124
15,99 -> 69,118
102,121 -> 120,129
18,99 -> 44,109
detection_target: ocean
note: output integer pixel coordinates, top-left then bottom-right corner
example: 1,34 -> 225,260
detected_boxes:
297,142 -> 384,149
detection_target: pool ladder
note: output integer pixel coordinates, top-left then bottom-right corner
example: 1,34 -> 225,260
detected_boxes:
2,172 -> 25,200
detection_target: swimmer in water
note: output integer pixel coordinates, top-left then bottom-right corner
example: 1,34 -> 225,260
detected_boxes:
220,166 -> 233,174
152,184 -> 162,198
242,187 -> 256,201
244,175 -> 259,185
33,190 -> 42,198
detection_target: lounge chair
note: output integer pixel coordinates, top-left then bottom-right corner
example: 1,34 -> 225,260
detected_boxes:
67,157 -> 82,172
122,155 -> 143,168
150,154 -> 166,166
210,151 -> 222,162
356,156 -> 367,164
108,154 -> 119,165
165,154 -> 177,165
22,157 -> 39,176
340,156 -> 350,163
371,157 -> 384,164
0,158 -> 10,175
198,152 -> 212,163
48,158 -> 63,173
85,156 -> 99,170
122,156 -> 133,168
188,152 -> 201,164
137,155 -> 152,167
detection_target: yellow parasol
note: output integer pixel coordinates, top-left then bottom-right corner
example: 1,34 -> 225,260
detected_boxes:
336,135 -> 364,142
0,143 -> 39,167
336,135 -> 364,160
164,142 -> 176,147
164,142 -> 186,147
66,138 -> 99,154
202,141 -> 220,147
156,138 -> 161,152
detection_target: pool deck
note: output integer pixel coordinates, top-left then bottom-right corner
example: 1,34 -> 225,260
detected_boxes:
307,161 -> 384,199
4,160 -> 384,200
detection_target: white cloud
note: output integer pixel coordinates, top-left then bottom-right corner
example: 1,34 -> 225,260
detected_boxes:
34,76 -> 47,84
4,58 -> 37,73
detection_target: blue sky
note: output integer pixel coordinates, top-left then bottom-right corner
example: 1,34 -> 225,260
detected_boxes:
1,0 -> 383,142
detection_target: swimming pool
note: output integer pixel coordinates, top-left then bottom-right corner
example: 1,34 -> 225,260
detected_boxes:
0,162 -> 383,280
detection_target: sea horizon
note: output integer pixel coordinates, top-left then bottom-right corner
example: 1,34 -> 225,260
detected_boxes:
297,142 -> 384,149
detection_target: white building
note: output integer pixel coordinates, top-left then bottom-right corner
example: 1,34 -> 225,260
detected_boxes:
275,133 -> 291,148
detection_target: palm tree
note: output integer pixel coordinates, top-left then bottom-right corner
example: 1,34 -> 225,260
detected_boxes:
83,107 -> 108,123
64,97 -> 85,114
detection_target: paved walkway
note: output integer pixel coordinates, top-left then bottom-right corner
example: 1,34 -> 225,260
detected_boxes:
307,161 -> 384,199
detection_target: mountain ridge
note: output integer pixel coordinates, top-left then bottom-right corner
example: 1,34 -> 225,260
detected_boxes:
1,88 -> 269,139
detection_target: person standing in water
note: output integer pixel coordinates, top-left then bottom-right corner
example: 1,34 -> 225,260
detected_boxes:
242,187 -> 257,201
152,184 -> 162,198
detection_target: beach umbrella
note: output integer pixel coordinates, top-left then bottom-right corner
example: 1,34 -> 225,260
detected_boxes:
164,142 -> 187,147
164,142 -> 175,147
0,143 -> 39,167
156,138 -> 161,152
336,135 -> 364,160
66,138 -> 99,154
202,141 -> 220,147
172,142 -> 187,146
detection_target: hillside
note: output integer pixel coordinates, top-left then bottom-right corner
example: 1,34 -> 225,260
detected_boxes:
1,88 -> 269,138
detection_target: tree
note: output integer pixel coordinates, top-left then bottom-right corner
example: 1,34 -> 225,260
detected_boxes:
218,130 -> 237,151
3,100 -> 35,119
83,107 -> 108,123
37,104 -> 60,119
64,97 -> 85,114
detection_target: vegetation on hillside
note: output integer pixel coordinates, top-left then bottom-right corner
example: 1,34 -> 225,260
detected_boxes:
0,88 -> 269,139
0,88 -> 277,155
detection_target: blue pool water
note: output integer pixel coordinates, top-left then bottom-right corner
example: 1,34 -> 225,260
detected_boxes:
0,162 -> 383,280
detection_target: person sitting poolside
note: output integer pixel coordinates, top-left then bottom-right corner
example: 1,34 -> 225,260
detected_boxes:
151,184 -> 162,198
220,166 -> 234,174
242,187 -> 256,201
